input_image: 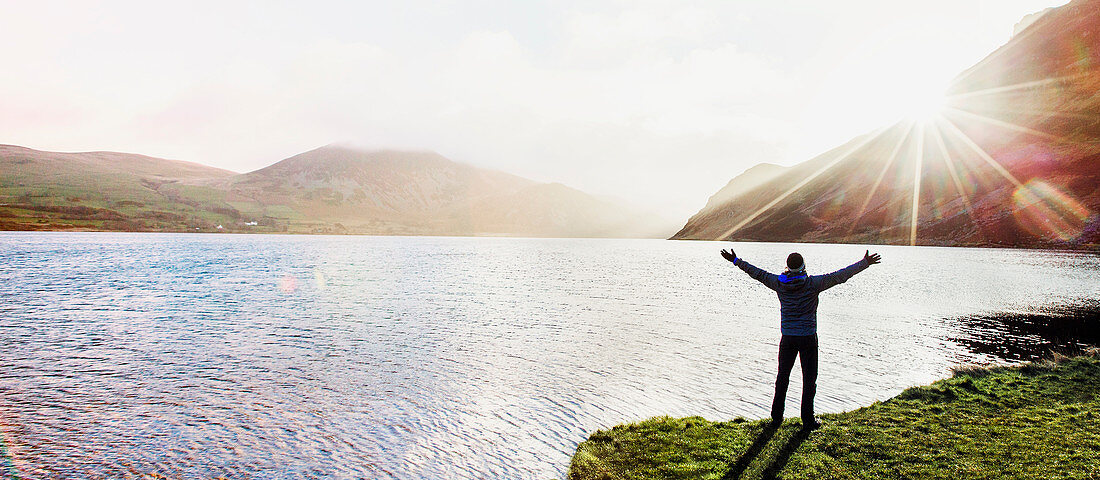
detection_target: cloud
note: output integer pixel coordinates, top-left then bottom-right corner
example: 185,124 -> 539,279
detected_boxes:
560,2 -> 719,66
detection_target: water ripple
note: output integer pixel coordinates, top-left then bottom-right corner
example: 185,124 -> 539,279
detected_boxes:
1,232 -> 1098,479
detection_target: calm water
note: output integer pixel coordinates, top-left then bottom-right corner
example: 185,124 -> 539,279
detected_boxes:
1,233 -> 1098,479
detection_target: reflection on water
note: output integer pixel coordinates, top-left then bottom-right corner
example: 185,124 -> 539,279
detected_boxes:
950,302 -> 1100,362
0,233 -> 1098,479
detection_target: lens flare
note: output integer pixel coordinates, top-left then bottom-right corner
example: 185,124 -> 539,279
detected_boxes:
928,120 -> 976,218
714,46 -> 1086,248
715,125 -> 890,240
847,122 -> 914,239
944,106 -> 1061,141
0,419 -> 21,479
945,72 -> 1088,101
279,275 -> 299,293
1012,179 -> 1093,242
909,122 -> 926,246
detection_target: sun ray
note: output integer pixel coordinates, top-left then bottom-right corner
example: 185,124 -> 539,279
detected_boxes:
715,126 -> 891,240
846,121 -> 914,237
945,72 -> 1089,101
928,119 -> 977,218
943,106 -> 1062,141
909,122 -> 926,246
960,104 -> 1097,122
942,116 -> 1093,243
939,117 -> 1025,188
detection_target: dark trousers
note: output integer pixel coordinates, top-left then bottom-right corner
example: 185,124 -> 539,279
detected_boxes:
771,334 -> 818,423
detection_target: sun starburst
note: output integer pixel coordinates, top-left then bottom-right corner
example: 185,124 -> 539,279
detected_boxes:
716,62 -> 1095,246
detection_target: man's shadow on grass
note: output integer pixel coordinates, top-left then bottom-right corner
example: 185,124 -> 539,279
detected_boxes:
722,422 -> 813,480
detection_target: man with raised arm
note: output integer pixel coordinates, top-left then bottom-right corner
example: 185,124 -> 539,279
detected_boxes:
719,248 -> 882,430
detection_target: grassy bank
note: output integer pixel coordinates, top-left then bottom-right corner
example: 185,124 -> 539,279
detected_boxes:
568,353 -> 1100,480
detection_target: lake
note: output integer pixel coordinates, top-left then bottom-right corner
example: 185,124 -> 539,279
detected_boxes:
1,232 -> 1098,479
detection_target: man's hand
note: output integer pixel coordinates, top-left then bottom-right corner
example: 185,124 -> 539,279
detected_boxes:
864,250 -> 881,265
720,249 -> 737,263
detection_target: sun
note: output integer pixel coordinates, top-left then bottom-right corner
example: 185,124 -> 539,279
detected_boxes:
901,84 -> 950,122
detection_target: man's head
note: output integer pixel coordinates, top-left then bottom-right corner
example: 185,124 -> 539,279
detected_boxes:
786,252 -> 805,273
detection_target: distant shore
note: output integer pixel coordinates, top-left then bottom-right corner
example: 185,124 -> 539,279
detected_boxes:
669,235 -> 1100,252
568,352 -> 1100,479
2,227 -> 1099,251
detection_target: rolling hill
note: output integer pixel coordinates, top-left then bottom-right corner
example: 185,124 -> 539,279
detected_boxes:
0,144 -> 241,232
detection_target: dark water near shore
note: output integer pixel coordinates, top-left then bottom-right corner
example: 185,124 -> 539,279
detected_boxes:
1,232 -> 1098,479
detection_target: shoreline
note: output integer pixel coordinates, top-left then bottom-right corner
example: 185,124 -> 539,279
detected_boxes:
1,228 -> 1098,252
568,352 -> 1100,479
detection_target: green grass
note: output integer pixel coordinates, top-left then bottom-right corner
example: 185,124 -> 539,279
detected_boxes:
568,353 -> 1100,480
0,176 -> 298,232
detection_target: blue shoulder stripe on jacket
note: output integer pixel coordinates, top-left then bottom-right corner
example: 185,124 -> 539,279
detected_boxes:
778,273 -> 807,283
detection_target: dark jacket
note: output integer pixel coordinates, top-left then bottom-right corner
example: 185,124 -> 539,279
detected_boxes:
734,257 -> 870,335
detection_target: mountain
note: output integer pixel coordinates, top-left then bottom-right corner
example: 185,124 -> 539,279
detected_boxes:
205,145 -> 536,235
215,145 -> 669,237
0,144 -> 670,238
673,0 -> 1100,249
698,163 -> 788,214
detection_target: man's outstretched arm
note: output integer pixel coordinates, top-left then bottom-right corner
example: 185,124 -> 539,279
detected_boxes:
814,250 -> 881,291
720,249 -> 782,291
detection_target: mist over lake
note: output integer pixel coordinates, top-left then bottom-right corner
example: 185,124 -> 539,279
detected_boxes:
1,232 -> 1097,479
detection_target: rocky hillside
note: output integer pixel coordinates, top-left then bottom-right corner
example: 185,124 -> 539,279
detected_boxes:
672,0 -> 1100,249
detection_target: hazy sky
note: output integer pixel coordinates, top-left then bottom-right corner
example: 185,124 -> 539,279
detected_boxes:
0,0 -> 1070,219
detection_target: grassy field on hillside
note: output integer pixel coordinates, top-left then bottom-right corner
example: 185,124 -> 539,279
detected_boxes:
569,353 -> 1100,480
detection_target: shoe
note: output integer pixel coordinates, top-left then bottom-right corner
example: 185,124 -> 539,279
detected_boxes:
801,419 -> 821,431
